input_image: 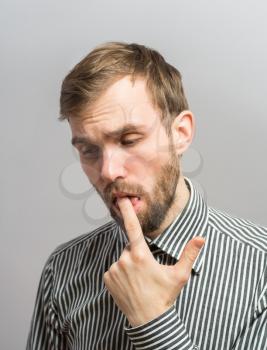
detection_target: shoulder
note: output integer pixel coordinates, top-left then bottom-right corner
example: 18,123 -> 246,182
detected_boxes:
207,206 -> 267,253
46,220 -> 119,264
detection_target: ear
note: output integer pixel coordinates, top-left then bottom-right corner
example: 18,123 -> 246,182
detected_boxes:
171,110 -> 195,156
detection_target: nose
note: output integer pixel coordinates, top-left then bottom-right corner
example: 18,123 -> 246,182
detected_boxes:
99,148 -> 127,182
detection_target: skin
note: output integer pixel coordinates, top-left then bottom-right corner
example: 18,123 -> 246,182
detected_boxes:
69,75 -> 205,326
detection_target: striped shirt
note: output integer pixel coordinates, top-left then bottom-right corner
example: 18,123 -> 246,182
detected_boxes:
26,177 -> 267,350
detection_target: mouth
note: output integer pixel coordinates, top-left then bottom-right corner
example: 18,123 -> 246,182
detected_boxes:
112,192 -> 142,211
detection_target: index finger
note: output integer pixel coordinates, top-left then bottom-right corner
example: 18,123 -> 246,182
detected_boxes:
117,197 -> 146,249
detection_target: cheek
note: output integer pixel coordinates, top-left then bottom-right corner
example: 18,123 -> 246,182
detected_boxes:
127,145 -> 167,173
131,132 -> 170,169
124,153 -> 163,187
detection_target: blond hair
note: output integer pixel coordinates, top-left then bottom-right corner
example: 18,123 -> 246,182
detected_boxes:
59,42 -> 189,132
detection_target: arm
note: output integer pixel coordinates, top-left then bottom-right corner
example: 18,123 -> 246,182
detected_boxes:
103,197 -> 203,350
124,304 -> 197,350
26,256 -> 67,350
125,275 -> 267,350
232,276 -> 267,350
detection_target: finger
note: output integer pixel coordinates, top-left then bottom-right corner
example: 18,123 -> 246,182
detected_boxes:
174,237 -> 205,278
117,197 -> 146,248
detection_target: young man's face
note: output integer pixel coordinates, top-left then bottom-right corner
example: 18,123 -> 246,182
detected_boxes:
69,76 -> 182,236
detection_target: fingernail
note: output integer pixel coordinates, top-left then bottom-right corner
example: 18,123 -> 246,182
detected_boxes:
195,237 -> 205,249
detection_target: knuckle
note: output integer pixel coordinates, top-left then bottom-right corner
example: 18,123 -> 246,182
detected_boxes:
128,234 -> 144,250
132,251 -> 145,264
187,249 -> 199,261
126,222 -> 136,232
177,270 -> 189,285
103,271 -> 109,283
108,262 -> 118,275
117,255 -> 130,269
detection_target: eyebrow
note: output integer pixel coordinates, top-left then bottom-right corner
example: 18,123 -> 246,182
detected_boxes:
71,123 -> 146,146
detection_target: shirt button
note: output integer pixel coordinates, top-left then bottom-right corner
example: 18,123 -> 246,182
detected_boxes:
193,346 -> 199,350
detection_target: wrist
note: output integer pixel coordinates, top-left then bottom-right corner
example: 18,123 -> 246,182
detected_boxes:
128,305 -> 173,327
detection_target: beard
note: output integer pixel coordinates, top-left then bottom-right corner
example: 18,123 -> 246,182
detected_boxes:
99,138 -> 180,236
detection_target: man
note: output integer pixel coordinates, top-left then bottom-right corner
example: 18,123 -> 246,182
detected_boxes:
26,42 -> 267,350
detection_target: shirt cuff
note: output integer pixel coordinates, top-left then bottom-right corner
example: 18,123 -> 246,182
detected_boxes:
124,305 -> 195,350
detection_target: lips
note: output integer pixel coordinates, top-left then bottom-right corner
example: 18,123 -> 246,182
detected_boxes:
111,192 -> 141,209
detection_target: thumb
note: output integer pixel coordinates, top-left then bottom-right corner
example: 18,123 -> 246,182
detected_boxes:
174,236 -> 205,283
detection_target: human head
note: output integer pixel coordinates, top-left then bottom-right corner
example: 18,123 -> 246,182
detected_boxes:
59,42 -> 194,237
59,41 -> 189,136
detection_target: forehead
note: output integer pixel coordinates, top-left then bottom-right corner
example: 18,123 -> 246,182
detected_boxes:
69,76 -> 161,141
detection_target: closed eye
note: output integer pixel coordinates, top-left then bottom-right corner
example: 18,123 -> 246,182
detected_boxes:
120,137 -> 141,146
80,146 -> 100,159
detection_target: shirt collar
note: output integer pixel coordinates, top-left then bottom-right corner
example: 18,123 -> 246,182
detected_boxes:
145,177 -> 208,274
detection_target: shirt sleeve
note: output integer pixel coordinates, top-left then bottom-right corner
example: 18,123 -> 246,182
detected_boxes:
232,280 -> 267,350
124,304 -> 198,350
26,255 -> 68,350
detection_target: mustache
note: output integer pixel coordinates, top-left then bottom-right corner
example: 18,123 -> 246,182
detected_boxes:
103,181 -> 145,204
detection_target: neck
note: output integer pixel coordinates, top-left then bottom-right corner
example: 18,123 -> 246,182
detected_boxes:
146,174 -> 190,240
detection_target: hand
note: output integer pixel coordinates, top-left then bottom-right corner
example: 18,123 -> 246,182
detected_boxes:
103,197 -> 205,327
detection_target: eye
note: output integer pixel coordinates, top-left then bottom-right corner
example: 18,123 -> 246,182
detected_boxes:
120,136 -> 141,146
80,146 -> 100,159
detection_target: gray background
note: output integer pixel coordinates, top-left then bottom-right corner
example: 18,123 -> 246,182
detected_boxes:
1,0 -> 266,349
